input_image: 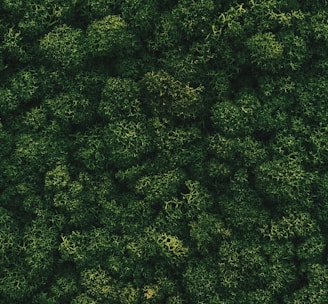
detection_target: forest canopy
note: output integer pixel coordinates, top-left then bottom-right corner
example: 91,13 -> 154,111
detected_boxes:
1,0 -> 328,303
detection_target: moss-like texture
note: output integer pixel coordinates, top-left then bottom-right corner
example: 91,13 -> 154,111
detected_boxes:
0,1 -> 328,303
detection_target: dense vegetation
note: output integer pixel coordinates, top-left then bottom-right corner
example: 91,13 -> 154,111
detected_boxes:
0,0 -> 328,303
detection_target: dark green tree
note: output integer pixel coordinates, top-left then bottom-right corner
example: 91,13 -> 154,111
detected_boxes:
86,15 -> 139,57
141,70 -> 204,121
40,24 -> 86,70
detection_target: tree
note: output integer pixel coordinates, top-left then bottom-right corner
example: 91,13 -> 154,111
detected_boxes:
151,0 -> 215,51
246,31 -> 284,71
255,155 -> 314,206
1,1 -> 328,303
103,118 -> 153,169
44,92 -> 91,126
21,217 -> 58,291
285,264 -> 328,304
13,131 -> 68,176
141,70 -> 204,121
0,207 -> 19,269
314,172 -> 328,230
73,129 -> 106,171
189,212 -> 230,255
0,216 -> 59,302
80,267 -> 119,302
181,180 -> 213,219
86,15 -> 139,57
98,77 -> 141,121
21,106 -> 48,132
156,232 -> 189,266
183,259 -> 220,303
210,92 -> 261,137
260,211 -> 320,241
4,0 -> 74,38
0,88 -> 19,115
150,121 -> 205,169
218,172 -> 270,233
1,27 -> 29,63
40,24 -> 86,70
121,0 -> 162,37
0,121 -> 13,159
75,0 -> 120,21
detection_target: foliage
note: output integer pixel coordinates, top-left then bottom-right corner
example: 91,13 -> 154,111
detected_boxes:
98,77 -> 141,121
0,1 -> 327,303
3,0 -> 74,38
255,155 -> 314,205
86,15 -> 139,57
210,93 -> 261,137
183,259 -> 220,303
246,31 -> 284,71
104,118 -> 153,168
1,27 -> 29,63
121,0 -> 162,37
0,88 -> 19,114
40,24 -> 86,70
44,91 -> 90,125
135,168 -> 186,203
156,232 -> 189,264
141,70 -> 204,121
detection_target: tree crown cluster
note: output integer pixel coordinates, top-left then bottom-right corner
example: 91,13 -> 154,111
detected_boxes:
1,0 -> 328,303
